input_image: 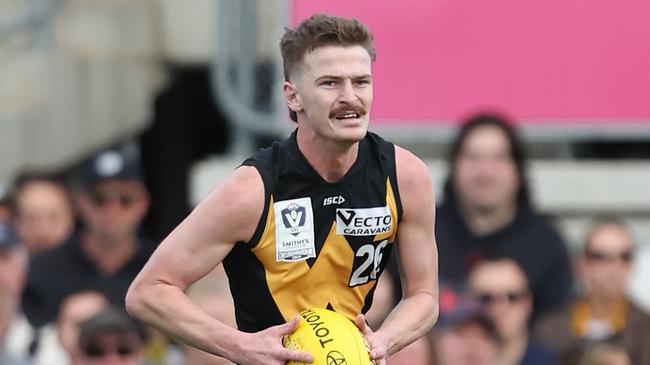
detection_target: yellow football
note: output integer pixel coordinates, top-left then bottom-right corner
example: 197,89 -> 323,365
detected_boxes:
283,308 -> 374,365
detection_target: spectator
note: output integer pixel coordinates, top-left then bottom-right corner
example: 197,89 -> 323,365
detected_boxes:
25,291 -> 109,365
628,244 -> 650,314
534,218 -> 650,364
77,307 -> 146,365
435,113 -> 572,319
22,149 -> 155,328
468,257 -> 556,365
56,292 -> 109,365
432,293 -> 500,365
12,172 -> 75,257
0,223 -> 32,364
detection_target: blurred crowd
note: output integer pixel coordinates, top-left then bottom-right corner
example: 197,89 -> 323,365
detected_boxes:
0,113 -> 649,365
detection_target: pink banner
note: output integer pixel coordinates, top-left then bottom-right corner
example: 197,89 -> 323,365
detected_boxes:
293,0 -> 650,125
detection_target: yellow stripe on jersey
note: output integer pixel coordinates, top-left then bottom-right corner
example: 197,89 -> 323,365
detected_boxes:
381,177 -> 400,242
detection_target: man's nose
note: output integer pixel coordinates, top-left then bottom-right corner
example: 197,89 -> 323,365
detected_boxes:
339,80 -> 357,104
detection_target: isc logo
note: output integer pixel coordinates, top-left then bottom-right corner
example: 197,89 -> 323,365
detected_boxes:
323,195 -> 346,206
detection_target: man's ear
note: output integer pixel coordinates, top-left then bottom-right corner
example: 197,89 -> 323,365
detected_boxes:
283,81 -> 302,114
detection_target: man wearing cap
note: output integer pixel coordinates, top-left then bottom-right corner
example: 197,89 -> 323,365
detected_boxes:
468,257 -> 556,365
77,306 -> 146,365
534,218 -> 650,364
22,149 -> 155,330
432,286 -> 501,365
0,223 -> 32,364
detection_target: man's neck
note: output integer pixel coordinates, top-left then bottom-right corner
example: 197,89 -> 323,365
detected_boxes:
81,232 -> 136,275
461,200 -> 517,236
296,127 -> 360,183
496,333 -> 528,365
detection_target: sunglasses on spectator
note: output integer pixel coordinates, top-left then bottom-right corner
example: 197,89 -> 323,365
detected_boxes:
475,290 -> 529,305
584,249 -> 634,263
83,341 -> 137,358
89,191 -> 137,208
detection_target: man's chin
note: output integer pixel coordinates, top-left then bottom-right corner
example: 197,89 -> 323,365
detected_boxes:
332,136 -> 364,147
469,202 -> 503,215
334,125 -> 368,142
341,130 -> 367,142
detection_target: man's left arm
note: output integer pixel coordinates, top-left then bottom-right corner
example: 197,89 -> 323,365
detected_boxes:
356,145 -> 439,362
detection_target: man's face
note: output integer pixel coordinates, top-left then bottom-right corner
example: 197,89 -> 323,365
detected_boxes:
453,126 -> 519,212
78,180 -> 149,242
581,224 -> 634,300
284,45 -> 373,144
436,322 -> 499,365
469,260 -> 531,341
15,181 -> 75,255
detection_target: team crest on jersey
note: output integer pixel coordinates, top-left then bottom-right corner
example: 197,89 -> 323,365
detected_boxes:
280,204 -> 307,236
336,206 -> 393,236
274,197 -> 316,262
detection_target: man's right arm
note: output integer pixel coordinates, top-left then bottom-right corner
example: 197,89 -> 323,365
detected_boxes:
125,166 -> 312,365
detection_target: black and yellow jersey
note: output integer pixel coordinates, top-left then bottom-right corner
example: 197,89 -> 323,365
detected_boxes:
223,130 -> 403,332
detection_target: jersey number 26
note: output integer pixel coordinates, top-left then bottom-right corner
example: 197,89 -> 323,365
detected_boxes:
349,239 -> 389,286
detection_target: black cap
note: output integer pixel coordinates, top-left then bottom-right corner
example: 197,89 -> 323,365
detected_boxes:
0,223 -> 20,250
78,307 -> 144,348
81,150 -> 143,188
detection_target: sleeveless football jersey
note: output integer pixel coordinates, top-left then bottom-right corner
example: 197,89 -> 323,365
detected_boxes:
223,130 -> 403,332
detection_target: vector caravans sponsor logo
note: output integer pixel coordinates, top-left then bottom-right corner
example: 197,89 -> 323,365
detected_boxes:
335,206 -> 393,236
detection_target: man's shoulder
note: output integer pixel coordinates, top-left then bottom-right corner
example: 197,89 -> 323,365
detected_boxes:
192,164 -> 266,245
207,166 -> 265,205
29,236 -> 81,272
391,144 -> 434,223
393,145 -> 430,184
